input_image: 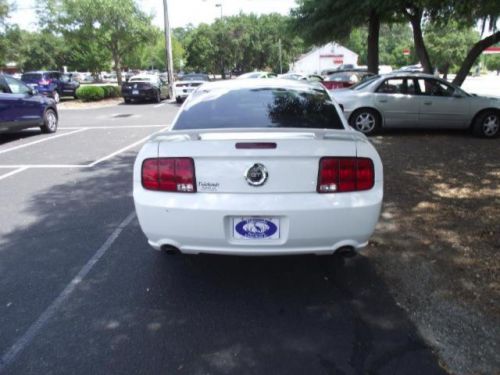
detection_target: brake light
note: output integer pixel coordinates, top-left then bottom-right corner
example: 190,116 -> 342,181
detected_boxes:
39,79 -> 51,85
318,157 -> 374,193
141,158 -> 196,192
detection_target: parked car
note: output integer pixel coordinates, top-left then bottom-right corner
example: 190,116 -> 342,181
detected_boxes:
133,79 -> 383,256
21,71 -> 79,103
278,73 -> 324,82
0,74 -> 58,134
322,70 -> 375,90
330,72 -> 500,137
172,73 -> 210,103
121,74 -> 169,103
236,71 -> 277,79
396,64 -> 423,73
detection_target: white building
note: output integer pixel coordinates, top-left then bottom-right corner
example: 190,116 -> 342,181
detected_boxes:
290,42 -> 358,75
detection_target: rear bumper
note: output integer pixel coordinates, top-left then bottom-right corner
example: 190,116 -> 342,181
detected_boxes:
133,188 -> 383,256
122,89 -> 157,100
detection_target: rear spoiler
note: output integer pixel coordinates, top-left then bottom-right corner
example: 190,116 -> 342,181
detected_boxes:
152,127 -> 365,143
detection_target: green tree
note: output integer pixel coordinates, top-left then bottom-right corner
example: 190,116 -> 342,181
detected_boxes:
50,0 -> 156,84
291,0 -> 399,74
0,0 -> 10,65
345,24 -> 413,67
424,21 -> 479,79
485,54 -> 500,73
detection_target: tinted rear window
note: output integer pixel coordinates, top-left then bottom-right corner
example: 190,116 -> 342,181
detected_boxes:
21,73 -> 43,81
174,87 -> 344,130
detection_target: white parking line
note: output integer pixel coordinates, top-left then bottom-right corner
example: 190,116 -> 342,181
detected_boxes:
59,125 -> 168,130
86,126 -> 170,167
0,167 -> 28,181
0,128 -> 88,155
0,165 -> 84,169
153,103 -> 165,108
0,211 -> 136,372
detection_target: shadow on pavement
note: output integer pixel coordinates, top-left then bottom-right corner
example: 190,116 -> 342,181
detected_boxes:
0,152 -> 447,375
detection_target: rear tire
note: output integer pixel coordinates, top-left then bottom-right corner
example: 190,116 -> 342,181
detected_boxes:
472,110 -> 499,138
176,97 -> 183,104
40,109 -> 58,133
349,108 -> 381,135
124,98 -> 131,104
155,90 -> 161,103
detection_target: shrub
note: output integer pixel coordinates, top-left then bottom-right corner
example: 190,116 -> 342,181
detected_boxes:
76,86 -> 105,102
102,85 -> 121,98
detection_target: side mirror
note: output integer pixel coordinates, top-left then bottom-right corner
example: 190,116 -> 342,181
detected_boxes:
30,88 -> 38,96
452,91 -> 463,98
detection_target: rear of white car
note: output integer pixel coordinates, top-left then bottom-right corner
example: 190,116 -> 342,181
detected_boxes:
133,79 -> 383,256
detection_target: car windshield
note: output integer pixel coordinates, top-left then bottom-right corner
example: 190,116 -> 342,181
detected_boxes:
174,86 -> 344,130
239,72 -> 263,79
21,73 -> 43,81
130,77 -> 152,82
182,74 -> 209,81
326,72 -> 357,82
350,75 -> 379,90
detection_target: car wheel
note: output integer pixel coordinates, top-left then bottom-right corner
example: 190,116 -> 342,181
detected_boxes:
472,111 -> 499,138
40,109 -> 58,133
155,90 -> 161,103
52,91 -> 60,103
124,98 -> 131,104
176,97 -> 183,104
349,108 -> 380,135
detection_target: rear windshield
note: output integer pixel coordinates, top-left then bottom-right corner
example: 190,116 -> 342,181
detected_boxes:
173,87 -> 345,130
182,74 -> 209,81
21,73 -> 43,81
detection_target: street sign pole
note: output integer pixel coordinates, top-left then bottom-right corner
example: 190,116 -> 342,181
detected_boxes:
163,0 -> 174,99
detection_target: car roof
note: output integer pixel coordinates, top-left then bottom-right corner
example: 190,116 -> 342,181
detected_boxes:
23,71 -> 60,74
194,78 -> 326,92
130,74 -> 158,80
380,72 -> 436,79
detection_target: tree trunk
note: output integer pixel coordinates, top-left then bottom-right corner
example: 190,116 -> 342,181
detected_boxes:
111,44 -> 122,86
405,7 -> 432,74
366,9 -> 380,74
452,31 -> 500,87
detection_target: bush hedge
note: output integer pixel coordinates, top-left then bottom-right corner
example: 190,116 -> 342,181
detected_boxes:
75,85 -> 121,101
75,86 -> 105,102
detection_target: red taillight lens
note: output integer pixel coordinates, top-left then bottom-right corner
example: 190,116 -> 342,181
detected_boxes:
317,157 -> 374,193
142,158 -> 196,192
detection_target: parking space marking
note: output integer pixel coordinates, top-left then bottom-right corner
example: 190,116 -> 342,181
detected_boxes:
59,125 -> 167,130
0,165 -> 83,169
0,211 -> 136,372
0,128 -> 88,155
86,126 -> 170,167
0,167 -> 28,181
0,126 -> 171,180
153,103 -> 165,108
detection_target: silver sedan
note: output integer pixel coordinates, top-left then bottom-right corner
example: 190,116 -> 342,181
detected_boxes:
330,72 -> 500,137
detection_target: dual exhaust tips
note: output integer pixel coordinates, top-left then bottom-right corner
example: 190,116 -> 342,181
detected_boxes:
159,245 -> 357,257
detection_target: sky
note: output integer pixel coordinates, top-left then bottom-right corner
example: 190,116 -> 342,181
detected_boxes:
10,0 -> 298,30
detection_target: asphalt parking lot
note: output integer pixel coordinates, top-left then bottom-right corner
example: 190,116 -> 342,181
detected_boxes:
0,100 -> 465,375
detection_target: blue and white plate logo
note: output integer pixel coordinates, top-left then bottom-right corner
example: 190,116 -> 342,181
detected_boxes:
234,218 -> 278,239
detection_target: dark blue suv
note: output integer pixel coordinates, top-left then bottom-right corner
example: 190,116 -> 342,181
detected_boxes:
0,74 -> 58,134
21,71 -> 80,103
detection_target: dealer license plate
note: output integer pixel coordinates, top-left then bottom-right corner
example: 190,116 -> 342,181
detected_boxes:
233,217 -> 280,240
132,90 -> 139,95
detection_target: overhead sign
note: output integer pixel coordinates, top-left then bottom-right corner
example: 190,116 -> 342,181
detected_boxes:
403,49 -> 410,56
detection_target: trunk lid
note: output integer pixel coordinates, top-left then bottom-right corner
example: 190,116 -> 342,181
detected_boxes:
156,129 -> 357,194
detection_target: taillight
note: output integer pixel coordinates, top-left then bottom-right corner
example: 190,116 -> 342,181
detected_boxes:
141,158 -> 196,192
317,157 -> 374,193
39,79 -> 51,85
